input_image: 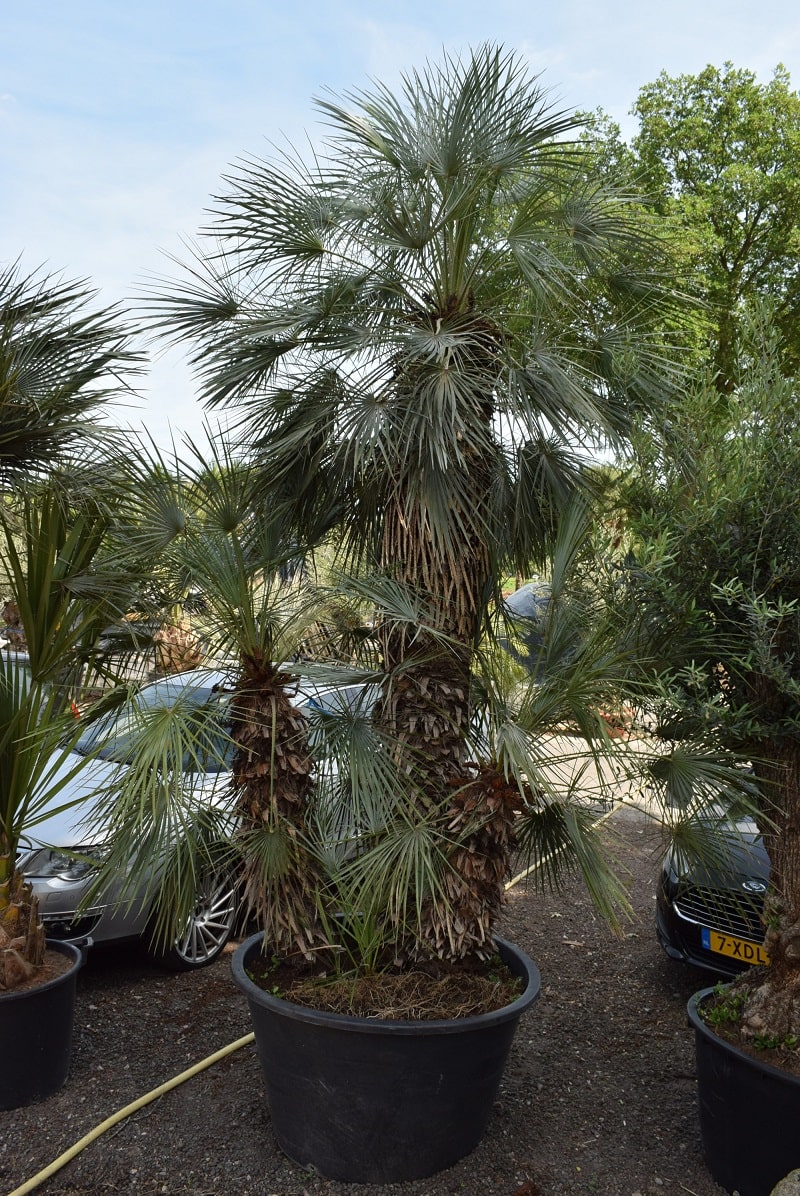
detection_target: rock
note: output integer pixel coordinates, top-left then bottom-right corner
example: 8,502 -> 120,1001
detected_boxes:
772,1169 -> 800,1194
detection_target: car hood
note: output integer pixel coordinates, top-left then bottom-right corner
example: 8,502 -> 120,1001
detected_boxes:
20,750 -> 122,850
668,817 -> 770,888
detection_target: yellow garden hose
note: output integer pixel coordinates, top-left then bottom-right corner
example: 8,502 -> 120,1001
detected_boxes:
6,1032 -> 255,1196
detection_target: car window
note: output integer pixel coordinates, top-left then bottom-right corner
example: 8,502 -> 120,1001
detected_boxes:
74,677 -> 229,767
302,684 -> 378,717
72,675 -> 374,769
182,718 -> 235,774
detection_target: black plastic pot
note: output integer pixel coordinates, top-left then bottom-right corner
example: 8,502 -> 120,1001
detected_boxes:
0,939 -> 83,1111
231,933 -> 540,1183
688,986 -> 800,1196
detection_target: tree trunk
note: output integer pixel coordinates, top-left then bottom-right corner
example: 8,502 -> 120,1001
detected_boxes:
376,471 -> 512,960
230,657 -> 326,958
377,492 -> 489,788
417,766 -> 522,959
0,865 -> 45,990
372,305 -> 513,961
738,739 -> 800,1041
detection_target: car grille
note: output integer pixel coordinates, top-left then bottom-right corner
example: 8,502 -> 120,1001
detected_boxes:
40,910 -> 104,940
675,884 -> 764,941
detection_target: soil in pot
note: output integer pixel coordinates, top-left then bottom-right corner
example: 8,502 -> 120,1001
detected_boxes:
246,944 -> 524,1018
232,933 -> 540,1183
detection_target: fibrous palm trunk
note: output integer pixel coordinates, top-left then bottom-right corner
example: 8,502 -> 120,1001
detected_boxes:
422,766 -> 522,959
0,856 -> 45,990
377,493 -> 484,787
375,315 -> 517,959
376,510 -> 522,959
230,657 -> 327,958
376,306 -> 498,784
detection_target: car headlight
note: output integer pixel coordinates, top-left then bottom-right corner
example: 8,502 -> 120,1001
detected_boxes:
23,847 -> 101,881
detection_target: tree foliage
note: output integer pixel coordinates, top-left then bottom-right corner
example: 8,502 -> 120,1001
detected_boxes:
631,62 -> 800,390
619,303 -> 800,1038
151,45 -> 681,591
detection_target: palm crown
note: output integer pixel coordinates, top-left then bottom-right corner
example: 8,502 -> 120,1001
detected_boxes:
154,46 -> 677,585
0,262 -> 140,481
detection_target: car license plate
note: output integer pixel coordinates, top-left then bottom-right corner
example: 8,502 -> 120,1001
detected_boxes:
701,927 -> 770,966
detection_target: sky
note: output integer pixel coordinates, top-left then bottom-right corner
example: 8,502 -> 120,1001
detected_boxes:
2,0 -> 800,449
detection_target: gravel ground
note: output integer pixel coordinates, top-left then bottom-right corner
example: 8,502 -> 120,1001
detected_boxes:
1,806 -> 728,1196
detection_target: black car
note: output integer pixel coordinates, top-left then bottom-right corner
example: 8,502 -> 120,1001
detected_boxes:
656,814 -> 771,976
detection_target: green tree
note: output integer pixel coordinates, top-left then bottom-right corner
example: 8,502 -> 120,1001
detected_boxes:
0,260 -> 152,992
149,45 -> 684,962
631,62 -> 800,391
620,302 -> 800,1040
103,439 -> 337,959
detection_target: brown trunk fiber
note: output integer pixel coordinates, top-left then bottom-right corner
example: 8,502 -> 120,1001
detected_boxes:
230,660 -> 327,958
0,869 -> 46,990
416,766 -> 522,960
739,739 -> 800,1041
377,489 -> 489,787
377,481 -> 504,959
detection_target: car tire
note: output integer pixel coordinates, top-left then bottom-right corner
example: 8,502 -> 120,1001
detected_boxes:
150,864 -> 239,971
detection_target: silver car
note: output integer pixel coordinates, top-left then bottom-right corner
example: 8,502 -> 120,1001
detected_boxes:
19,668 -> 369,970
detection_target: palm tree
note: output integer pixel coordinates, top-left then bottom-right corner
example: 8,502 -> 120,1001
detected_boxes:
0,478 -> 141,990
149,45 -> 684,963
87,439 -> 332,958
0,258 -> 143,991
0,261 -> 140,482
81,442 -> 642,969
83,434 -> 755,993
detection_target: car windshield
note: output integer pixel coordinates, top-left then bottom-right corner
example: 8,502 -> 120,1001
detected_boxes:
73,675 -> 233,771
72,674 -> 376,772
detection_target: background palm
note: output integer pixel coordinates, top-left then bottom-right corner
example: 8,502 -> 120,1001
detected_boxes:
0,263 -> 141,990
0,262 -> 139,482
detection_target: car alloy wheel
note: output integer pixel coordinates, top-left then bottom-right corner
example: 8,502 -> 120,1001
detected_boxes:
155,865 -> 238,971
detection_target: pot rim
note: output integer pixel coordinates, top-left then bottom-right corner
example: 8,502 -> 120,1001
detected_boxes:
688,984 -> 800,1084
232,931 -> 540,1035
0,939 -> 84,1006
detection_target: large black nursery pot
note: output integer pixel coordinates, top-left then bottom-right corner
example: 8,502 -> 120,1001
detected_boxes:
688,985 -> 800,1196
232,932 -> 541,1183
0,939 -> 84,1111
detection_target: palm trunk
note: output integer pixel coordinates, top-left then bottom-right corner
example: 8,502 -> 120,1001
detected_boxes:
377,490 -> 489,786
419,766 -> 522,959
230,657 -> 327,958
376,312 -> 497,783
0,857 -> 45,990
370,306 -> 519,961
376,414 -> 517,958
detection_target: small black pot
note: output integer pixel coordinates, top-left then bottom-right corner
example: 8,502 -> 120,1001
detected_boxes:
0,939 -> 83,1111
232,933 -> 540,1183
688,985 -> 800,1196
